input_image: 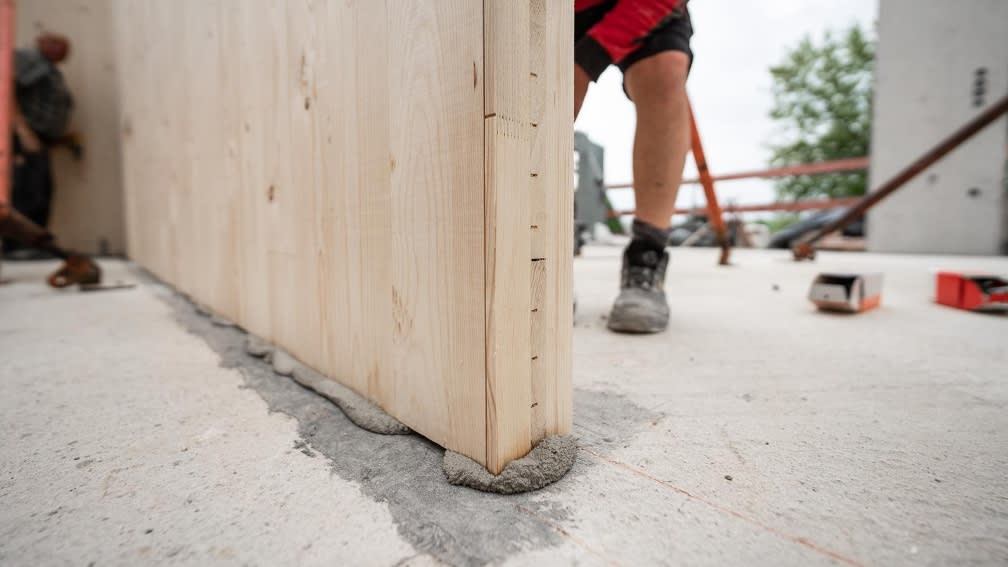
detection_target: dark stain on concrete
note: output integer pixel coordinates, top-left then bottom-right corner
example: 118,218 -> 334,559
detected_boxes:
151,277 -> 659,567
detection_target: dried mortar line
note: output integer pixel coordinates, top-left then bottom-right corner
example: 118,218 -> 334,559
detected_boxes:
581,447 -> 865,567
148,278 -> 573,565
184,287 -> 575,494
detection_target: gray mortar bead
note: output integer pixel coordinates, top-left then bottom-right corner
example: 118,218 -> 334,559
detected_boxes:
244,336 -> 273,358
288,364 -> 412,435
210,314 -> 236,327
270,349 -> 297,376
442,435 -> 577,494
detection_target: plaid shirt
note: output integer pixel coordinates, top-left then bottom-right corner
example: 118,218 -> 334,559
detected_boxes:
15,48 -> 74,141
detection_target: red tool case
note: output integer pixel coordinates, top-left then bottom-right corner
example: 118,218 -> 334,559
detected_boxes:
935,272 -> 1008,311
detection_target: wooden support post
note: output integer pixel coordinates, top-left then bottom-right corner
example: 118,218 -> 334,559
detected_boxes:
113,0 -> 571,475
483,0 -> 533,474
528,0 -> 574,450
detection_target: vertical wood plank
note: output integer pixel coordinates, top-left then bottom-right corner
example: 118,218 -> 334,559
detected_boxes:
551,2 -> 576,438
113,0 -> 140,262
528,0 -> 575,443
351,2 -> 393,403
196,0 -> 241,322
484,0 -> 533,473
314,1 -> 375,397
283,0 -> 324,371
387,0 -> 487,463
233,0 -> 277,340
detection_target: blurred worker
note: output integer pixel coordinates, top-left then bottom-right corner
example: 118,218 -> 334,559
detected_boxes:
575,0 -> 691,333
4,33 -> 75,259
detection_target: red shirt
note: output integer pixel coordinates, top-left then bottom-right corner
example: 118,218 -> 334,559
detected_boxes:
575,0 -> 687,75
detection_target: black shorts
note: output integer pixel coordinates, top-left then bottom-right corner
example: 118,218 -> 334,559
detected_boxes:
575,1 -> 694,76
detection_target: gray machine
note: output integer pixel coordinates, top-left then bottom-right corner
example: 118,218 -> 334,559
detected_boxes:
573,131 -> 613,254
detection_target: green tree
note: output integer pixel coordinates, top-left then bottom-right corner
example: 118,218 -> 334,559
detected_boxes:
768,24 -> 875,200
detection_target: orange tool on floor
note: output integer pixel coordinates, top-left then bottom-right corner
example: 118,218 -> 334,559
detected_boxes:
935,272 -> 1008,312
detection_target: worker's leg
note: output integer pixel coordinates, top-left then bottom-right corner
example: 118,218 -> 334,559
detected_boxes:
37,148 -> 55,228
623,51 -> 691,231
575,64 -> 591,119
4,141 -> 55,258
605,13 -> 693,334
0,208 -> 65,258
605,53 -> 689,334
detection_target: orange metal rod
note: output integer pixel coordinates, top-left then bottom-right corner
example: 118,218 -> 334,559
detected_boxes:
687,99 -> 730,264
0,0 -> 14,218
606,156 -> 870,189
793,94 -> 1008,260
611,196 -> 862,218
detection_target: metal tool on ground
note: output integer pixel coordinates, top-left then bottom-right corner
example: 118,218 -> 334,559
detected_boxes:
935,272 -> 1008,312
792,94 -> 1008,261
80,281 -> 137,292
808,272 -> 883,313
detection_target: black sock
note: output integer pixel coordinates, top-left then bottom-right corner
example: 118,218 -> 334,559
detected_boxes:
631,219 -> 670,252
625,220 -> 669,268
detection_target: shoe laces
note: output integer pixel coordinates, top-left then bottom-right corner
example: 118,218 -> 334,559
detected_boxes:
622,250 -> 662,290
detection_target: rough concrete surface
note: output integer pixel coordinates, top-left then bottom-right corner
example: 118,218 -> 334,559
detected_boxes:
2,247 -> 1007,566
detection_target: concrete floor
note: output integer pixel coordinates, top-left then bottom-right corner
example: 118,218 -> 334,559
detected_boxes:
1,247 -> 1006,566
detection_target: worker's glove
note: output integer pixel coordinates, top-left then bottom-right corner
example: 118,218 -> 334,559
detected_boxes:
54,132 -> 85,161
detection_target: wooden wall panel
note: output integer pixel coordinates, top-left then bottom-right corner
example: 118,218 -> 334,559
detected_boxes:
528,0 -> 575,445
385,2 -> 487,459
484,1 -> 533,474
232,0 -> 282,340
483,0 -> 574,473
15,0 -> 125,255
113,0 -> 570,472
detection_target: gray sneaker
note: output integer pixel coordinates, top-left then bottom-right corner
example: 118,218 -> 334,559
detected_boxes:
607,242 -> 670,333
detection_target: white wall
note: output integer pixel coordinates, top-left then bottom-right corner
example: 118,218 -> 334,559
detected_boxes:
867,0 -> 1007,255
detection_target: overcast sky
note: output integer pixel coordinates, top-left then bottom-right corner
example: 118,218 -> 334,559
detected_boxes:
575,0 -> 879,214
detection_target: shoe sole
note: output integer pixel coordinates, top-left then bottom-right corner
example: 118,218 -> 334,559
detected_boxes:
606,309 -> 669,334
